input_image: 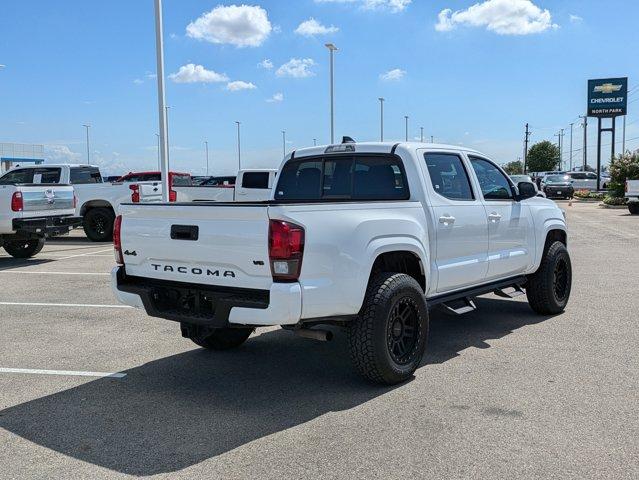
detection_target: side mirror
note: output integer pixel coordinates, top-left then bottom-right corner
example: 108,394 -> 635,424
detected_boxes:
516,181 -> 537,201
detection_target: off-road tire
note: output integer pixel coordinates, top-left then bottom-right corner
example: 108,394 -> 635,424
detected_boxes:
628,203 -> 639,215
189,327 -> 254,350
83,207 -> 115,242
527,240 -> 572,315
348,272 -> 429,385
2,238 -> 45,258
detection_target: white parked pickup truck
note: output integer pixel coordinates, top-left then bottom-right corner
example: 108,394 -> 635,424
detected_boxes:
112,142 -> 572,384
0,164 -> 167,242
0,178 -> 81,258
174,169 -> 277,202
626,180 -> 639,214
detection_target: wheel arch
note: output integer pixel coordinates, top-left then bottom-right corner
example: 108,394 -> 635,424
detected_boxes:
80,200 -> 115,217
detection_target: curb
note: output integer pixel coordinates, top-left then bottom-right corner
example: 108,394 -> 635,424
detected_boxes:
597,203 -> 628,209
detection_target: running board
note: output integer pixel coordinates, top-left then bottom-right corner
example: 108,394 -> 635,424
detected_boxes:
493,285 -> 526,299
442,298 -> 476,315
428,275 -> 527,309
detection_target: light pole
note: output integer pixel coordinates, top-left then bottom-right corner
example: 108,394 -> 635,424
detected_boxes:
430,135 -> 434,143
235,121 -> 241,172
155,133 -> 160,170
204,141 -> 209,175
325,43 -> 338,144
282,130 -> 286,157
378,97 -> 385,141
82,124 -> 91,164
313,138 -> 317,146
404,116 -> 409,141
165,105 -> 171,170
420,127 -> 424,143
569,123 -> 574,171
154,0 -> 170,201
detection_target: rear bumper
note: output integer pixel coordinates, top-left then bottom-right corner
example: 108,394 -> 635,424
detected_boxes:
111,266 -> 302,326
12,216 -> 82,238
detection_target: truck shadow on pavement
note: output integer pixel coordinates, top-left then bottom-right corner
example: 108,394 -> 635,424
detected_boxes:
0,296 -> 555,475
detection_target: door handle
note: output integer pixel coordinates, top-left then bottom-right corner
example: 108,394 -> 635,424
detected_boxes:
438,215 -> 455,225
488,213 -> 502,222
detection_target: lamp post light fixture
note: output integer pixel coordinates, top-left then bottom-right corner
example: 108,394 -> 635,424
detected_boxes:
404,116 -> 409,142
325,43 -> 338,144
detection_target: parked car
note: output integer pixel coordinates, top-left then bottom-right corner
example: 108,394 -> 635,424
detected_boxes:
540,174 -> 574,199
509,175 -> 545,197
564,171 -> 598,191
0,165 -> 166,242
0,173 -> 81,258
625,180 -> 639,214
174,169 -> 277,202
112,141 -> 571,385
116,170 -> 192,184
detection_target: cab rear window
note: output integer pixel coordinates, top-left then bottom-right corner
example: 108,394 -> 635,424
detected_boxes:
274,155 -> 409,201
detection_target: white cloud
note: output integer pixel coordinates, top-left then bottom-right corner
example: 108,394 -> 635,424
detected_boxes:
226,80 -> 257,91
276,58 -> 316,78
44,145 -> 82,163
379,68 -> 406,81
258,58 -> 273,69
133,78 -> 144,85
169,64 -> 229,84
0,64 -> 6,68
186,5 -> 272,47
145,72 -> 157,79
266,92 -> 284,103
569,14 -> 583,23
435,0 -> 558,35
314,0 -> 410,13
295,18 -> 339,36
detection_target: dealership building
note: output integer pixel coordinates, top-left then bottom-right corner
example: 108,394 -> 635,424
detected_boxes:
0,143 -> 45,173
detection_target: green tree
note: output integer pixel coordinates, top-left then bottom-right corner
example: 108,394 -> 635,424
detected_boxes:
502,160 -> 523,175
526,140 -> 560,172
607,150 -> 639,197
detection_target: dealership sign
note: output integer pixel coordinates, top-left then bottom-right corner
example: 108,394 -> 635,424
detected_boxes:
588,77 -> 628,117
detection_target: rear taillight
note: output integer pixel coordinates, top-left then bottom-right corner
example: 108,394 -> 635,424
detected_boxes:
73,194 -> 78,209
268,220 -> 305,282
11,192 -> 23,212
113,215 -> 124,264
169,189 -> 177,202
129,184 -> 140,203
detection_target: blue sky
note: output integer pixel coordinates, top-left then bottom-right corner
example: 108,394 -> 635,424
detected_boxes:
1,0 -> 638,175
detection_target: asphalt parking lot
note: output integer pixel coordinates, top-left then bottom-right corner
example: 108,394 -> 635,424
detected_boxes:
0,201 -> 637,479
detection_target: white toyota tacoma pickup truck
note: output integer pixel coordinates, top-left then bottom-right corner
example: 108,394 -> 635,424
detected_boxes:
0,177 -> 81,258
112,141 -> 572,384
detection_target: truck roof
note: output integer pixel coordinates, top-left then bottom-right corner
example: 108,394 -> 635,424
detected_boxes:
292,141 -> 484,159
8,163 -> 100,169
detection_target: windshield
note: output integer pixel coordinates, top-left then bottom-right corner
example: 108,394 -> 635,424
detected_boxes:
546,175 -> 568,182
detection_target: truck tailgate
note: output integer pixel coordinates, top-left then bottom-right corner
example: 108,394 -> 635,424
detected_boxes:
119,203 -> 273,290
19,184 -> 75,217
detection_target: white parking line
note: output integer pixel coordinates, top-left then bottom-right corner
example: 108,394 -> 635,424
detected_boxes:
0,271 -> 110,276
56,248 -> 114,260
0,301 -> 132,309
0,367 -> 126,378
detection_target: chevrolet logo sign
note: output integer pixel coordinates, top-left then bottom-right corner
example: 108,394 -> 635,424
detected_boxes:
594,83 -> 622,94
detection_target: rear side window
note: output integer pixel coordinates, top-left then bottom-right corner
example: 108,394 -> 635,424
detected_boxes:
0,168 -> 34,185
241,172 -> 270,189
70,167 -> 102,184
274,155 -> 409,201
424,153 -> 474,200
